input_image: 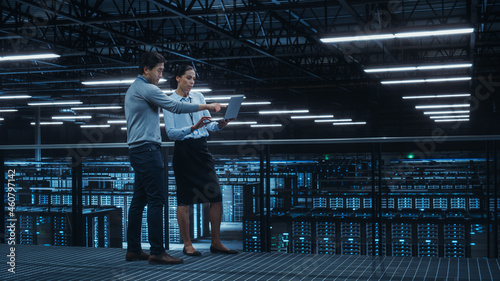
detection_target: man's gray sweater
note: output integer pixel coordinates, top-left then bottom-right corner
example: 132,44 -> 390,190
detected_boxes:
125,76 -> 198,148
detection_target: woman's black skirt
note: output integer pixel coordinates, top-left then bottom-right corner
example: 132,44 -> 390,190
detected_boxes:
173,137 -> 222,205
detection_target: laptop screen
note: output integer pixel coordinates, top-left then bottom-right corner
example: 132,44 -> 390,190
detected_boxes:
223,95 -> 244,120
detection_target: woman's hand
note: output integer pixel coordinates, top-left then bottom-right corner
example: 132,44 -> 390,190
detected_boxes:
191,116 -> 212,132
217,119 -> 230,129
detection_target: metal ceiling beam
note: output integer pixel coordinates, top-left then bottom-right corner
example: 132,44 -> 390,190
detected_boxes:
336,0 -> 398,65
146,0 -> 326,81
12,0 -> 266,83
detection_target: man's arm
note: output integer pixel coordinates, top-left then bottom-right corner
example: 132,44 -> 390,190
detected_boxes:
199,103 -> 221,112
143,85 -> 222,113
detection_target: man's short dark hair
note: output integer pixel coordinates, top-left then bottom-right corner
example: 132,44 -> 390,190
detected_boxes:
138,52 -> 165,74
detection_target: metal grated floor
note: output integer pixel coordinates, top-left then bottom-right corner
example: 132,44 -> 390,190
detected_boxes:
1,244 -> 499,281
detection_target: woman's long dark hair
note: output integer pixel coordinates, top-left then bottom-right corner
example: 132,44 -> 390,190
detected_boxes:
170,64 -> 194,89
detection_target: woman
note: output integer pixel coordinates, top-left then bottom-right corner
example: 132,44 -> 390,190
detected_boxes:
163,64 -> 237,256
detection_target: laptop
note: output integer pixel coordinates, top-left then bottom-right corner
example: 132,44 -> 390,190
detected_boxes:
204,95 -> 244,123
223,95 -> 244,120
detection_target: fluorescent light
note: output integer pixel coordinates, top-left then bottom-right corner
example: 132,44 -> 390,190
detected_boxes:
0,53 -> 60,61
395,28 -> 474,38
0,118 -> 4,121
291,115 -> 334,119
381,77 -> 471,84
321,34 -> 395,43
430,115 -> 469,119
251,124 -> 283,128
220,102 -> 271,106
423,110 -> 470,115
163,88 -> 212,93
83,78 -> 166,85
28,100 -> 83,106
227,121 -> 257,125
259,110 -> 309,114
426,77 -> 471,83
204,95 -> 243,101
82,79 -> 134,85
0,109 -> 18,113
0,95 -> 32,99
415,104 -> 470,109
416,63 -> 472,70
52,115 -> 92,120
365,67 -> 416,73
204,96 -> 231,101
365,63 -> 472,73
314,119 -> 352,122
333,122 -> 366,125
107,120 -> 127,124
434,119 -> 469,122
30,122 -> 63,125
80,124 -> 111,128
121,127 -> 127,130
320,28 -> 473,43
382,79 -> 426,84
403,94 -> 470,99
71,106 -> 122,110
241,101 -> 271,106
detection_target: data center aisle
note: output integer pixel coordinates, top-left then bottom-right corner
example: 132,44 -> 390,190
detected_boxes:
1,244 -> 499,281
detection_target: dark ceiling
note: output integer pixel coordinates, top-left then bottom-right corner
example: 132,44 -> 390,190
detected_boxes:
0,0 -> 499,145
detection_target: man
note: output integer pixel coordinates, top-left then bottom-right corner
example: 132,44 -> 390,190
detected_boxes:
124,52 -> 221,265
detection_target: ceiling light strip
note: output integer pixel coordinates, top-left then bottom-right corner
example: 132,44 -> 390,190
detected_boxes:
429,115 -> 469,119
83,78 -> 166,85
423,110 -> 470,115
0,95 -> 32,99
204,95 -> 244,101
71,106 -> 122,110
381,77 -> 471,85
28,101 -> 82,106
365,63 -> 472,73
291,115 -> 334,119
415,104 -> 470,109
30,122 -> 64,125
434,119 -> 470,122
395,28 -> 474,38
333,122 -> 367,125
320,28 -> 473,43
240,102 -> 271,106
315,119 -> 352,122
403,94 -> 471,99
0,53 -> 60,61
219,102 -> 270,106
163,88 -> 212,93
80,125 -> 111,128
227,121 -> 258,125
259,110 -> 309,114
250,124 -> 283,128
52,115 -> 92,120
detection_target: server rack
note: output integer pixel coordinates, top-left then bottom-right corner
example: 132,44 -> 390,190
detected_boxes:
240,151 -> 497,258
5,206 -> 121,247
2,140 -> 498,258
